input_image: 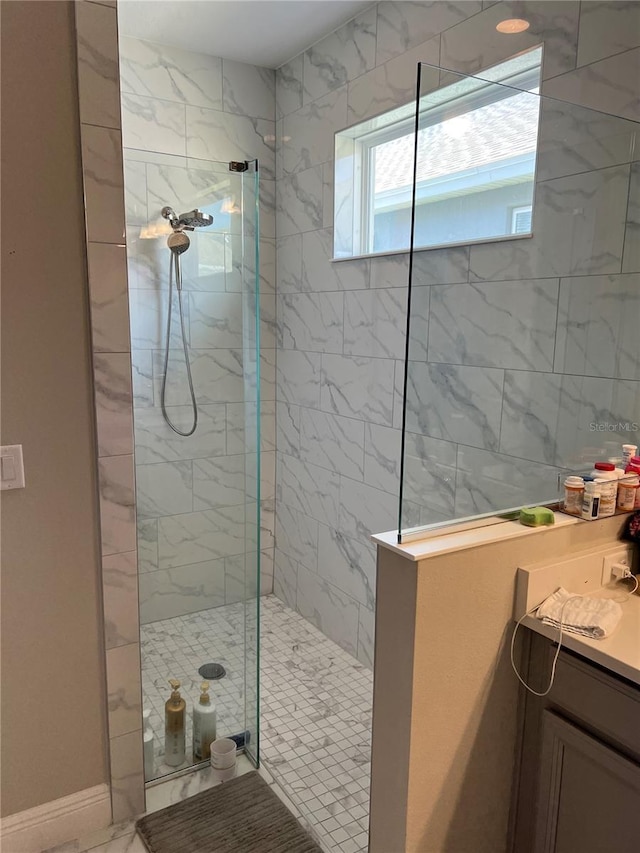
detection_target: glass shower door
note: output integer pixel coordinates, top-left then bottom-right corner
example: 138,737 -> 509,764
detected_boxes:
124,151 -> 260,779
240,160 -> 260,766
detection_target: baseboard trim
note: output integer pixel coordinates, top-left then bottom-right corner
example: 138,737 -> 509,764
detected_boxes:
1,784 -> 111,852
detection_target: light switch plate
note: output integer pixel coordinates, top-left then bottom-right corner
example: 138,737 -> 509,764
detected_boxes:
1,445 -> 25,490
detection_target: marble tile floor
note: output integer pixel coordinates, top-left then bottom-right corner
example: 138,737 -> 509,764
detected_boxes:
45,595 -> 373,853
260,596 -> 373,853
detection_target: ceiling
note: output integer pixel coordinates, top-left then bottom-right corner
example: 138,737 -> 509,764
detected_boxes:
117,0 -> 373,68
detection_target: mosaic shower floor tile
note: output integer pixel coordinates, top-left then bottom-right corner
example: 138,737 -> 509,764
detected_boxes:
140,594 -> 373,852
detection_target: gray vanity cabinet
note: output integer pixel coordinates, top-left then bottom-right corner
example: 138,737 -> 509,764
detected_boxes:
533,711 -> 640,852
510,631 -> 640,853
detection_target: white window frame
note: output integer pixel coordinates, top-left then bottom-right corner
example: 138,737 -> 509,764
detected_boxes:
335,49 -> 542,260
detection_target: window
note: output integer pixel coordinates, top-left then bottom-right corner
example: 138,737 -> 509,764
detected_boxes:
334,48 -> 542,259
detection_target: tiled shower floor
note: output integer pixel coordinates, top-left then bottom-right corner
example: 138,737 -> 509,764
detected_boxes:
141,595 -> 373,853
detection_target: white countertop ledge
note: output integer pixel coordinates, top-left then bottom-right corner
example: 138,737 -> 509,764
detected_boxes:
523,589 -> 640,686
372,512 -> 580,563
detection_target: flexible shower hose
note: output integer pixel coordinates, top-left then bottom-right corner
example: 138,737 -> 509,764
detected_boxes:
160,250 -> 198,436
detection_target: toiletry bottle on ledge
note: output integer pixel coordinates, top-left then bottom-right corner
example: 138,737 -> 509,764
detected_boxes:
582,481 -> 601,520
589,463 -> 618,517
193,681 -> 217,761
624,456 -> 640,508
143,708 -> 155,780
563,476 -> 584,515
165,679 -> 186,767
618,473 -> 639,511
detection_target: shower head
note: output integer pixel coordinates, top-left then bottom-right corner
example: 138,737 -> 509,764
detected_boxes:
162,206 -> 214,232
167,231 -> 190,255
178,209 -> 214,229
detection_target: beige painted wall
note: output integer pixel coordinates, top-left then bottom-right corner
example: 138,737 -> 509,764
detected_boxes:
370,515 -> 627,853
1,0 -> 108,817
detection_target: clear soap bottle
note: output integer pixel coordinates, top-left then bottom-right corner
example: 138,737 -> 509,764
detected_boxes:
143,708 -> 154,781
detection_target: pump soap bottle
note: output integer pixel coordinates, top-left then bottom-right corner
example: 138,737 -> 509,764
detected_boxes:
165,679 -> 186,767
193,681 -> 217,761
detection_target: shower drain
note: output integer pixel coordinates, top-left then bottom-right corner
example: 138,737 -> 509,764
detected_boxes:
198,662 -> 226,680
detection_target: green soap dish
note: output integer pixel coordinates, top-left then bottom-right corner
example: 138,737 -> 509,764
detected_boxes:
520,506 -> 555,527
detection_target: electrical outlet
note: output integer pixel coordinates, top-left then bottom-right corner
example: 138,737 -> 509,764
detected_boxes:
601,548 -> 632,585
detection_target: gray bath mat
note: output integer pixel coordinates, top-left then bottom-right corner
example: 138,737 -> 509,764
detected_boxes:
136,771 -> 322,853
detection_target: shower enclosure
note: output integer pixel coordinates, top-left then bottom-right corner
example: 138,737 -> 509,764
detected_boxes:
124,151 -> 260,779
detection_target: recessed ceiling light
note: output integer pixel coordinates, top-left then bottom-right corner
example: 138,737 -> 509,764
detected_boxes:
496,18 -> 530,33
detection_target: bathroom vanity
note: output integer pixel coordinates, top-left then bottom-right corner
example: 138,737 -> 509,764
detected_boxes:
511,636 -> 640,852
510,563 -> 640,853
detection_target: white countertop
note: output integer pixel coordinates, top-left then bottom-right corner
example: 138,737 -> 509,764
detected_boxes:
523,588 -> 640,686
373,517 -> 639,685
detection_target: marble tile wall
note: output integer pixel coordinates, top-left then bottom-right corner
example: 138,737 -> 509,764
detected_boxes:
273,0 -> 640,665
75,0 -> 144,822
118,36 -> 276,625
74,4 -> 277,820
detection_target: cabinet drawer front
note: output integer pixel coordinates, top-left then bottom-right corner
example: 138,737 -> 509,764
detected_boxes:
548,651 -> 640,759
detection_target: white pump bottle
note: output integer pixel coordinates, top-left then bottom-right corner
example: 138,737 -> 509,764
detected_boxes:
192,681 -> 217,761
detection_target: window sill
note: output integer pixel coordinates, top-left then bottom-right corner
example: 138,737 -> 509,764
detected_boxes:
331,231 -> 533,263
371,511 -> 627,564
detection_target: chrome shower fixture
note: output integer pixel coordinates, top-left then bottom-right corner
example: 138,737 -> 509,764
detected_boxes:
159,201 -> 214,438
167,231 -> 190,255
181,209 -> 214,229
162,204 -> 213,256
162,205 -> 214,232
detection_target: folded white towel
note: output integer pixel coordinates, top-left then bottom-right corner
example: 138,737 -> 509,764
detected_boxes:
536,587 -> 622,639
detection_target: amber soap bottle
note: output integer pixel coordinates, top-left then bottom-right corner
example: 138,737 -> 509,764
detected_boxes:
164,679 -> 186,766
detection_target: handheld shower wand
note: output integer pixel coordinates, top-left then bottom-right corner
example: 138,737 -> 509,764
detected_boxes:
167,231 -> 191,262
159,204 -> 214,436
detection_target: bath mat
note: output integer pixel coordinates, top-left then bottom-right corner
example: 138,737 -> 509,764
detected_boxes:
136,771 -> 322,853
